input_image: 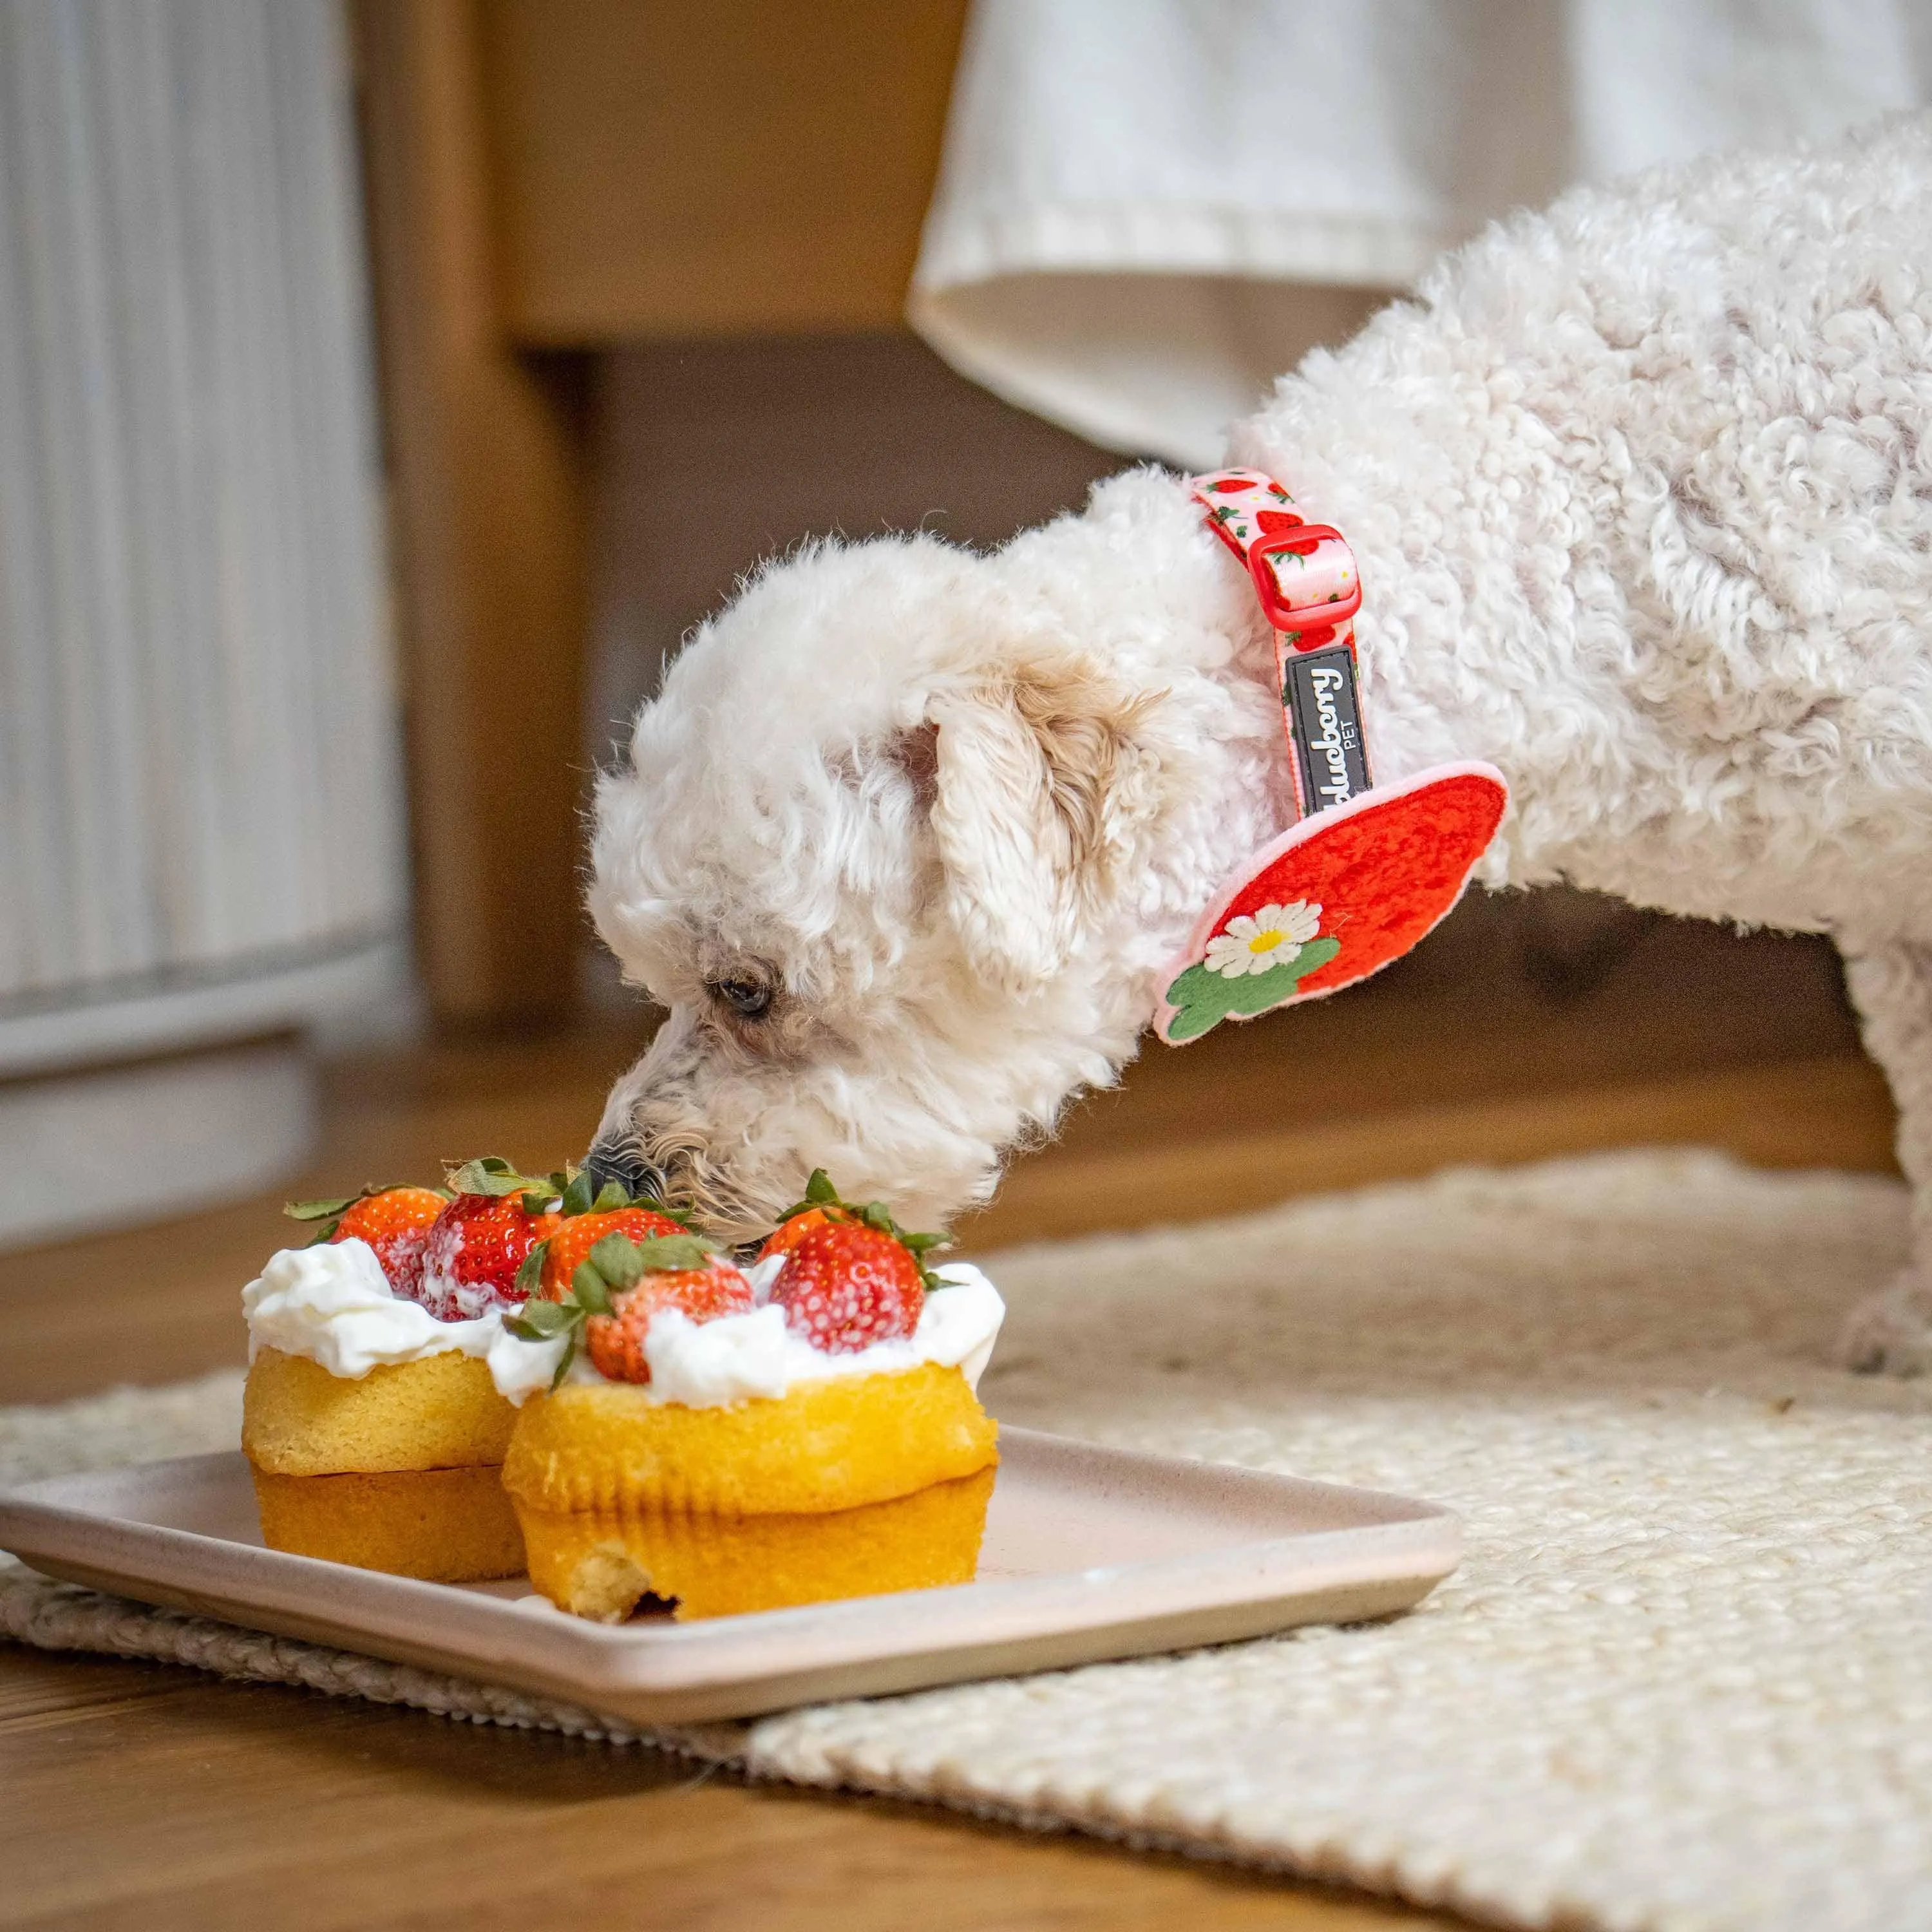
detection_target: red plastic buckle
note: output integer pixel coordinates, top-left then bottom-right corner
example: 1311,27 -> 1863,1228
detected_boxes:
1249,526 -> 1363,641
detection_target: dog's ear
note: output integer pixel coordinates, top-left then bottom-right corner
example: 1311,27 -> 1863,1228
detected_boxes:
916,655 -> 1160,995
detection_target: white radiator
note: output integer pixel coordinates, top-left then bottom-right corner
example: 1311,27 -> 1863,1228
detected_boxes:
0,0 -> 408,1241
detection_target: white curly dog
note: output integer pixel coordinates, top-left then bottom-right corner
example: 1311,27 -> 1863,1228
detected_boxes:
586,116 -> 1932,1371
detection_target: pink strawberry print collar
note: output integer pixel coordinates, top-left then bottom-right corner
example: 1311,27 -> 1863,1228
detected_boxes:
1155,470 -> 1508,1044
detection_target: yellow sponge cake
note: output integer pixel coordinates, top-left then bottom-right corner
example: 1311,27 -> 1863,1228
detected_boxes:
241,1226 -> 530,1583
504,1361 -> 999,1620
491,1181 -> 1005,1621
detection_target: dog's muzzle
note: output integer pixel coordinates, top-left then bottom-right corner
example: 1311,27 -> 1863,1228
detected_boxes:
582,1137 -> 667,1205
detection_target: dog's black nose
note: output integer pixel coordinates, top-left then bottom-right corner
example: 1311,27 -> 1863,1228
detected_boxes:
583,1139 -> 666,1204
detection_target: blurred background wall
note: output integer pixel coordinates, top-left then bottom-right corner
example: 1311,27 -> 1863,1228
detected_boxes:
3,0 -> 1927,1247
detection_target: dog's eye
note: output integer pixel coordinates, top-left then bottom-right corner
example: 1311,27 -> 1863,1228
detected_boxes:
708,975 -> 773,1019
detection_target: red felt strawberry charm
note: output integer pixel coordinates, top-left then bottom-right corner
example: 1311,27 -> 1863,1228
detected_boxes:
1156,765 -> 1508,1042
283,1184 -> 450,1297
417,1157 -> 562,1321
1160,469 -> 1510,1043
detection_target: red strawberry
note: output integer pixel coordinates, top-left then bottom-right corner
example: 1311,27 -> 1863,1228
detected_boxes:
770,1222 -> 925,1354
539,1205 -> 687,1299
756,1205 -> 835,1263
332,1188 -> 446,1296
585,1262 -> 755,1383
418,1174 -> 560,1321
284,1183 -> 450,1298
507,1227 -> 754,1384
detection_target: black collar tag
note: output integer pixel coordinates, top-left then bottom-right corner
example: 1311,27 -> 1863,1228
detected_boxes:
1284,643 -> 1371,815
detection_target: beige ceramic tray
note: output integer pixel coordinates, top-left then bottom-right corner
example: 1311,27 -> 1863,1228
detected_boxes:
0,1430 -> 1461,1723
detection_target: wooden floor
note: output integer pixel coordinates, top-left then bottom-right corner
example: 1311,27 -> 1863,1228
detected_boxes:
0,913 -> 1902,1929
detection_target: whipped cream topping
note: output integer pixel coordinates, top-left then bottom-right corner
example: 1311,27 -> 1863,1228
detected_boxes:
486,1260 -> 1005,1409
242,1239 -> 503,1379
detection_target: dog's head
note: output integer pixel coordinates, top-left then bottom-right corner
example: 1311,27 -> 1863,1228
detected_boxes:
584,526 -> 1184,1240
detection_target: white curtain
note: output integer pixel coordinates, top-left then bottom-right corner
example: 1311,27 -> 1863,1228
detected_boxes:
912,0 -> 1932,466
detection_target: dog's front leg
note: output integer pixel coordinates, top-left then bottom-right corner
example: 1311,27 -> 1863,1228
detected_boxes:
1839,938 -> 1932,1373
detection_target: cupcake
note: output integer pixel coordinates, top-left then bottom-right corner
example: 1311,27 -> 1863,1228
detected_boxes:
497,1175 -> 1004,1622
242,1160 -> 564,1582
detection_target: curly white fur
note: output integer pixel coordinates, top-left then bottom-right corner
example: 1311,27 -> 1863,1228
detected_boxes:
589,116 -> 1932,1367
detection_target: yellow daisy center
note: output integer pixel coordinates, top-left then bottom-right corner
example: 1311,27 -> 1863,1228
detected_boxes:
1248,928 -> 1286,954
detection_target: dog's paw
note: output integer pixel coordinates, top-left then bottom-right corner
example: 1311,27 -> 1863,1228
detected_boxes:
1836,1276 -> 1932,1376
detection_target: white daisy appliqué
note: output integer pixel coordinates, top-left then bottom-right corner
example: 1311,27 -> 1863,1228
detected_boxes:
1202,900 -> 1323,979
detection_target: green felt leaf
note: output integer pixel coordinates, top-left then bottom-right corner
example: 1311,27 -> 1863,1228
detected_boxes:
1162,936 -> 1342,1042
803,1168 -> 838,1205
591,1180 -> 630,1214
560,1171 -> 596,1218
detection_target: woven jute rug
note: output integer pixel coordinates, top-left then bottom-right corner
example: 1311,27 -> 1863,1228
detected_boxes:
7,1150 -> 1932,1932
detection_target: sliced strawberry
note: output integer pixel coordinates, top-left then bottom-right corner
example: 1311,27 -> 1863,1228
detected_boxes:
770,1222 -> 925,1354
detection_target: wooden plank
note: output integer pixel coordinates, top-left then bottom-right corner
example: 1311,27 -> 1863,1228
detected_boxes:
0,1662 -> 1440,1930
352,0 -> 591,1023
0,977 -> 1897,1930
478,0 -> 973,341
961,1053 -> 1899,1251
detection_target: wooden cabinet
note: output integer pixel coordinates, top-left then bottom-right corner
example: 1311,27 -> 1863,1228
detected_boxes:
484,0 -> 971,341
354,0 -> 969,1022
